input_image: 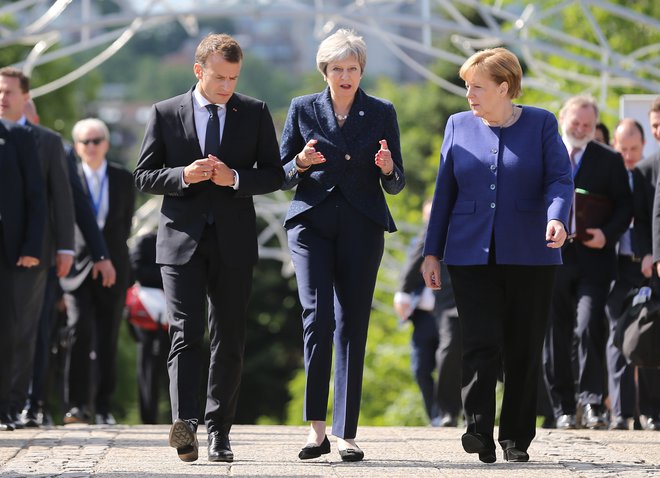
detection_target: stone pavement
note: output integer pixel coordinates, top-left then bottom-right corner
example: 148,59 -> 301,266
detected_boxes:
0,424 -> 659,477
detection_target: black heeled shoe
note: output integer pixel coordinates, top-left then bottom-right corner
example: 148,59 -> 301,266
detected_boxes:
298,435 -> 331,460
503,447 -> 529,462
461,432 -> 496,463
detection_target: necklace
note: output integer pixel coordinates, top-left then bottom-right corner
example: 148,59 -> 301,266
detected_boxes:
482,105 -> 517,127
334,112 -> 349,121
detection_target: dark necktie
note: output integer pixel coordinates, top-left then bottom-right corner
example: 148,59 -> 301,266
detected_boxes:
569,148 -> 580,235
205,104 -> 220,157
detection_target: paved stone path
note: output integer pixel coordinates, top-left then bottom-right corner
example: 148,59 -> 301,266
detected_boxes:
0,424 -> 659,477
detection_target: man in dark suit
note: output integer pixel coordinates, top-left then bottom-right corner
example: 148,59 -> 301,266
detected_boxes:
0,67 -> 76,428
605,119 -> 653,430
543,96 -> 632,430
134,33 -> 283,463
0,118 -> 45,430
393,200 -> 461,427
60,118 -> 135,426
20,100 -> 116,427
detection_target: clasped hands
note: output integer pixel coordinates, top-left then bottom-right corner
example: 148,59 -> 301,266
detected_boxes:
295,138 -> 394,175
184,155 -> 235,186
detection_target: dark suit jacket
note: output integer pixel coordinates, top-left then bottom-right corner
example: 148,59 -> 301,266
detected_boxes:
64,146 -> 110,262
134,87 -> 284,266
60,161 -> 135,293
629,167 -> 653,260
281,87 -> 405,232
25,121 -> 75,266
568,140 -> 632,279
0,119 -> 45,263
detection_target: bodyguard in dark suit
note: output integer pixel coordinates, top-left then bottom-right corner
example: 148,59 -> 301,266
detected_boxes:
0,68 -> 76,428
604,119 -> 654,430
281,29 -> 404,462
0,118 -> 45,430
60,118 -> 135,426
543,96 -> 632,430
134,33 -> 283,463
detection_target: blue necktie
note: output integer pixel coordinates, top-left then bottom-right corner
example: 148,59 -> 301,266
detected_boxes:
205,104 -> 220,157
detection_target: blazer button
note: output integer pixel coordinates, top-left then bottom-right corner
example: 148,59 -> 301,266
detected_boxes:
490,164 -> 497,172
490,184 -> 496,190
490,202 -> 496,209
345,154 -> 351,160
491,148 -> 498,154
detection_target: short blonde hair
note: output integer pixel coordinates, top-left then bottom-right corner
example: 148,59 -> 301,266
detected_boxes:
559,95 -> 599,121
459,47 -> 523,99
72,117 -> 110,142
316,29 -> 367,76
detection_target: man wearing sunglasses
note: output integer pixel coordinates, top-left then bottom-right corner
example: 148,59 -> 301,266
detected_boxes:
60,118 -> 135,426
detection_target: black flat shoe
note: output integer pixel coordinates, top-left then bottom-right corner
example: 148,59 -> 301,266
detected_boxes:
298,435 -> 331,460
503,447 -> 529,462
339,448 -> 364,462
461,432 -> 496,464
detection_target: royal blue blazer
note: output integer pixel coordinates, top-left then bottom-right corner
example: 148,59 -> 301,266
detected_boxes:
423,106 -> 573,266
281,87 -> 405,232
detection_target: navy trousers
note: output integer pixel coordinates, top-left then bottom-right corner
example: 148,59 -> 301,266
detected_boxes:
287,189 -> 384,439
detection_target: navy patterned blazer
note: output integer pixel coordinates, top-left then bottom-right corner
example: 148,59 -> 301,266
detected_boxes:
281,87 -> 405,232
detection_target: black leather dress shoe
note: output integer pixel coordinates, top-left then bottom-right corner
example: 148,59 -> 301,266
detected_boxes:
609,416 -> 629,430
168,419 -> 198,462
208,431 -> 233,462
20,408 -> 43,428
646,416 -> 660,431
339,447 -> 364,462
0,413 -> 15,432
503,447 -> 529,462
63,406 -> 90,425
298,435 -> 330,460
461,432 -> 496,463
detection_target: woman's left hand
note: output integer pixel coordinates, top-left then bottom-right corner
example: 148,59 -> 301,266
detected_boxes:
546,219 -> 567,248
374,139 -> 394,175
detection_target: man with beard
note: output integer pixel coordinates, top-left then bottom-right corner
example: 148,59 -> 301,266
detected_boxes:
542,95 -> 632,430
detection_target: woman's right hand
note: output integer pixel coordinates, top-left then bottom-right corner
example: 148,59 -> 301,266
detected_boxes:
421,255 -> 442,290
295,139 -> 326,171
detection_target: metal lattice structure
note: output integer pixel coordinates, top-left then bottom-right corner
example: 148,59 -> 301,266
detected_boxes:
2,0 -> 658,297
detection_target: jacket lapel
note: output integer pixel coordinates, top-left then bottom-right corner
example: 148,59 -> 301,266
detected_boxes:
178,86 -> 204,159
313,87 -> 348,152
219,94 -> 240,159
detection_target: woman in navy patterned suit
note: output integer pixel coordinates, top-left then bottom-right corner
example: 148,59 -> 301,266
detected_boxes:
280,29 -> 405,462
421,48 -> 573,464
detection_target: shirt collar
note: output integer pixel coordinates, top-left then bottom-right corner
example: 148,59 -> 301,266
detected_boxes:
17,115 -> 27,125
193,86 -> 226,111
81,159 -> 108,180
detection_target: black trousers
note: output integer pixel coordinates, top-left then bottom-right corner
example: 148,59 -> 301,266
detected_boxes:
0,224 -> 16,413
131,325 -> 170,424
63,272 -> 125,415
449,263 -> 556,452
161,224 -> 253,434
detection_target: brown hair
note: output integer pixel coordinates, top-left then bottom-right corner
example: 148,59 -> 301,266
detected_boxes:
0,66 -> 30,93
195,33 -> 243,66
459,47 -> 522,99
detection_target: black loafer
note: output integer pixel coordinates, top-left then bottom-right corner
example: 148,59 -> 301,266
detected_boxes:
208,431 -> 233,462
168,419 -> 198,462
503,447 -> 529,462
298,435 -> 330,460
339,447 -> 364,462
461,432 -> 496,463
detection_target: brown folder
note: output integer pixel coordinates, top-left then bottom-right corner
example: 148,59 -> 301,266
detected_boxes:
574,189 -> 614,241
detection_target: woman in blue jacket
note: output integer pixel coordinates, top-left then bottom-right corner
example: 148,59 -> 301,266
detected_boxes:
421,47 -> 573,464
281,29 -> 405,462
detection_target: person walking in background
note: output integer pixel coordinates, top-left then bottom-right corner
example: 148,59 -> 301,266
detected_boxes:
542,96 -> 632,431
60,118 -> 135,426
421,47 -> 573,464
281,29 -> 405,462
0,118 -> 45,431
393,200 -> 461,428
127,230 -> 170,424
20,100 -> 115,427
595,122 -> 611,145
0,67 -> 75,430
605,119 -> 653,430
134,33 -> 283,463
